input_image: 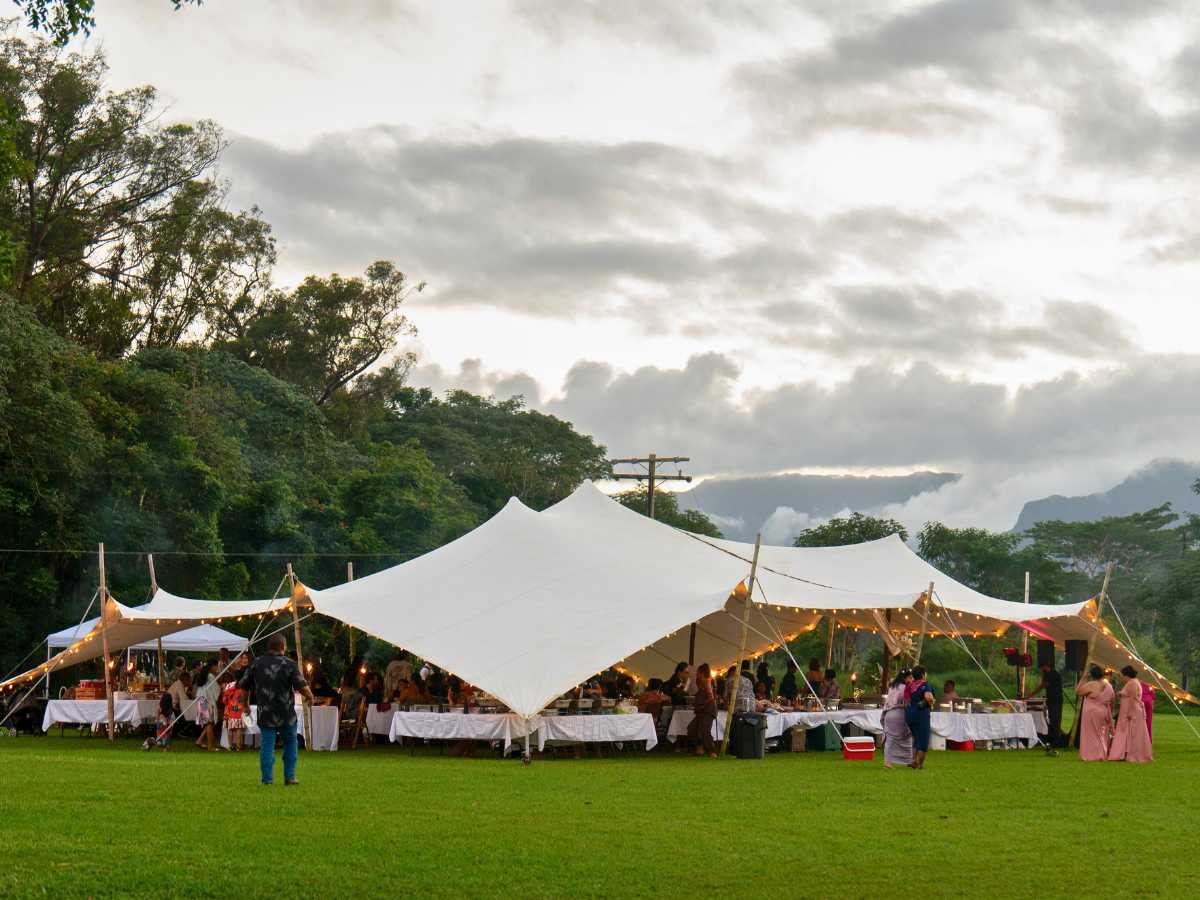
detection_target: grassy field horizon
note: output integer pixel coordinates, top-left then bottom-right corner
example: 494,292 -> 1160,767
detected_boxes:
2,719 -> 1197,898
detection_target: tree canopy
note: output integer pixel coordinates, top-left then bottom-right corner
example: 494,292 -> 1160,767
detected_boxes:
793,511 -> 908,547
614,486 -> 722,538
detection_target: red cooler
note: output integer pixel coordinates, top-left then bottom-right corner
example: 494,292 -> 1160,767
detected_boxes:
947,740 -> 974,751
842,736 -> 876,760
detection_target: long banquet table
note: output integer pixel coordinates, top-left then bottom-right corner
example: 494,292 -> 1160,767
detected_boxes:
667,708 -> 1039,744
387,711 -> 658,752
220,704 -> 340,752
42,698 -> 160,732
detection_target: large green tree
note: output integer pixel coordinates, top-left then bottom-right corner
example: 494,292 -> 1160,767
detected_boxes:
14,1 -> 200,44
793,511 -> 907,547
614,486 -> 722,538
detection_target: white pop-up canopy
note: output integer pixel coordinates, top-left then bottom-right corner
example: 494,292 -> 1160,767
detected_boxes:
307,483 -> 921,718
47,616 -> 248,653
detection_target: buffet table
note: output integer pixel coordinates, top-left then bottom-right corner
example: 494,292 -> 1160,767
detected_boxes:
387,711 -> 657,752
221,704 -> 339,752
366,703 -> 397,736
42,698 -> 159,732
667,708 -> 1039,745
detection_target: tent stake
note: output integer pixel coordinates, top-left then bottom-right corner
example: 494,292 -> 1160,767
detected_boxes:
287,564 -> 314,752
1068,563 -> 1112,749
718,533 -> 761,758
99,542 -> 115,742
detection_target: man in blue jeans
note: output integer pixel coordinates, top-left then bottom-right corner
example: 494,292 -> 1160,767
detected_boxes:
238,633 -> 314,785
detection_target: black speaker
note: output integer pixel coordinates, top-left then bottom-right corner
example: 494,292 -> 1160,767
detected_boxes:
1036,640 -> 1055,669
1064,640 -> 1088,672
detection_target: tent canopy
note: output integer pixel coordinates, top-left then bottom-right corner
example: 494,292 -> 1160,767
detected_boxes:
47,616 -> 249,653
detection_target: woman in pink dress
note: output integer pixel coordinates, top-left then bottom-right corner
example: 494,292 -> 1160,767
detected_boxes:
1140,680 -> 1154,742
1074,665 -> 1113,761
1107,666 -> 1153,763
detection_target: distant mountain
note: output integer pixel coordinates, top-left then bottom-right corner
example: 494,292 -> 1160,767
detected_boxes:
676,471 -> 960,543
1012,459 -> 1200,532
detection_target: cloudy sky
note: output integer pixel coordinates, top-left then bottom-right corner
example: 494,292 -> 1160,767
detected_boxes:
73,0 -> 1200,531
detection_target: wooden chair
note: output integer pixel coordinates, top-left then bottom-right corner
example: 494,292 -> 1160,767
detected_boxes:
339,697 -> 369,750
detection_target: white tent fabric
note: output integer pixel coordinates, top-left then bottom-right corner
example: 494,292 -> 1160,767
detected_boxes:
307,484 -> 921,718
47,617 -> 249,653
0,588 -> 294,692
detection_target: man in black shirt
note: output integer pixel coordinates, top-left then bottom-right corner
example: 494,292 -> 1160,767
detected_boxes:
1026,662 -> 1064,747
239,634 -> 314,785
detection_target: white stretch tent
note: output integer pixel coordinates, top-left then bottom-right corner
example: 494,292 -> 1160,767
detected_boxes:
306,483 -> 921,719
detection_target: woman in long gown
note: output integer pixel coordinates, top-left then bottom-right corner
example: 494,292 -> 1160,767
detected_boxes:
882,669 -> 913,769
1108,666 -> 1153,763
1140,680 -> 1154,742
905,666 -> 936,770
1074,665 -> 1114,761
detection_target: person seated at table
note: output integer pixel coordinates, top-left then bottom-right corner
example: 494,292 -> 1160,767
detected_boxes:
364,672 -> 385,705
637,678 -> 670,719
427,667 -> 447,701
779,660 -> 800,704
663,662 -> 691,706
755,661 -> 775,698
309,672 -> 339,706
806,658 -> 824,695
167,671 -> 192,716
447,676 -> 475,708
339,671 -> 363,719
818,669 -> 841,701
941,680 -> 960,706
395,677 -> 425,706
616,673 -> 635,698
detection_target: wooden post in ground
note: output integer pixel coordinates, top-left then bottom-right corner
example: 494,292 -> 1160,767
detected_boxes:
1068,564 -> 1113,748
148,553 -> 165,691
913,582 -> 935,664
1018,571 -> 1030,698
346,561 -> 356,662
287,564 -> 314,751
718,534 -> 762,758
99,543 -> 116,741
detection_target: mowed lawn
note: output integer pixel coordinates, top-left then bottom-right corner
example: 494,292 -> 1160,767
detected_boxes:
1,719 -> 1197,899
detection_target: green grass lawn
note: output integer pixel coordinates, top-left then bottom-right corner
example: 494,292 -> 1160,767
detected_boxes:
1,719 -> 1197,899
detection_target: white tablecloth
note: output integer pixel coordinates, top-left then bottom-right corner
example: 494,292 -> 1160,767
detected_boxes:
667,709 -> 1038,744
366,703 -> 397,736
537,713 -> 657,751
221,704 -> 339,752
42,698 -> 159,731
388,712 -> 658,752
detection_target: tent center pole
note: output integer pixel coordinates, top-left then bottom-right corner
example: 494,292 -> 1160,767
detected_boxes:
880,609 -> 893,694
913,582 -> 934,665
823,616 -> 836,670
99,542 -> 115,742
718,533 -> 761,758
287,564 -> 314,752
1018,571 -> 1030,698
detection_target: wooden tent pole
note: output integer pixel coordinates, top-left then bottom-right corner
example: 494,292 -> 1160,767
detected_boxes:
99,542 -> 116,741
688,622 -> 696,667
823,616 -> 836,670
287,564 -> 314,751
1018,571 -> 1030,698
880,610 -> 893,693
718,533 -> 761,758
347,562 -> 356,663
1068,563 -> 1113,749
913,582 -> 934,664
148,553 -> 164,691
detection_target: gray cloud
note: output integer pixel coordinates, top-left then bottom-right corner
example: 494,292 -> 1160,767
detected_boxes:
409,351 -> 1200,490
758,288 -> 1136,360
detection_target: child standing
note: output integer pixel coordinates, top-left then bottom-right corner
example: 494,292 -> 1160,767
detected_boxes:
143,691 -> 174,751
222,678 -> 248,752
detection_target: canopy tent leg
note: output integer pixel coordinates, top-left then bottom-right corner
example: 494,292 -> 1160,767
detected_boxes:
43,643 -> 51,700
99,542 -> 115,742
823,616 -> 836,670
287,564 -> 314,752
718,533 -> 761,759
147,553 -> 165,692
688,622 -> 696,667
1067,564 -> 1112,749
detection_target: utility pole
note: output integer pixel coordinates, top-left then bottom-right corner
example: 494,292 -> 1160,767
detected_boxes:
608,453 -> 692,519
